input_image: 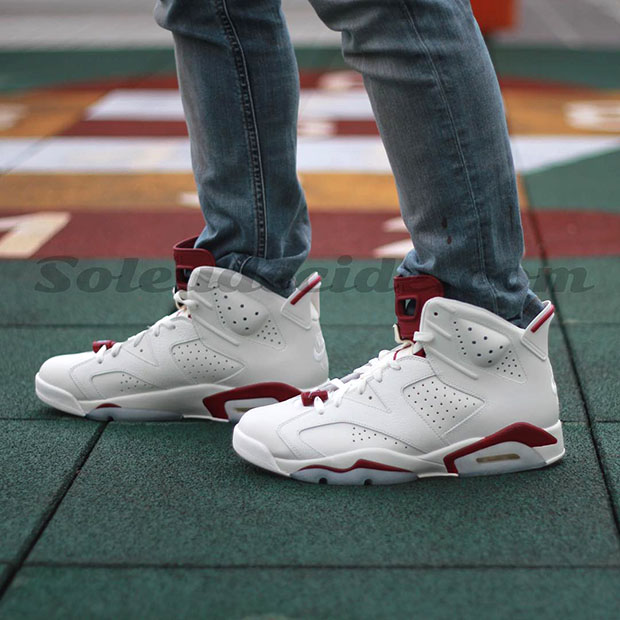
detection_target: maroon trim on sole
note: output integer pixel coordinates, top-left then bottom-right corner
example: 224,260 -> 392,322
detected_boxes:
202,382 -> 301,420
443,422 -> 558,474
95,403 -> 120,408
299,459 -> 412,474
301,389 -> 328,406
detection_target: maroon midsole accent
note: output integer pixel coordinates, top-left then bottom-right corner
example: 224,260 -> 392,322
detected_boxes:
299,459 -> 412,474
202,382 -> 301,420
301,389 -> 328,406
443,422 -> 558,474
92,340 -> 116,353
95,403 -> 120,409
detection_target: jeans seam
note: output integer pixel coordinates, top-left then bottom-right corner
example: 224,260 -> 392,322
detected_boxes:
399,0 -> 500,315
215,0 -> 268,259
236,254 -> 253,275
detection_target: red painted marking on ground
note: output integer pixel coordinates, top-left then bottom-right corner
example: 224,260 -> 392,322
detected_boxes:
497,77 -> 597,94
61,120 -> 190,137
0,209 -> 609,260
61,118 -> 379,137
533,210 -> 620,257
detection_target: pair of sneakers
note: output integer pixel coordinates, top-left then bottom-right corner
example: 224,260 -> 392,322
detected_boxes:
35,238 -> 564,485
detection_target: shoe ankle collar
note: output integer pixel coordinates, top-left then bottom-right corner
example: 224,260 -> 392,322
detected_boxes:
173,237 -> 215,290
394,275 -> 444,340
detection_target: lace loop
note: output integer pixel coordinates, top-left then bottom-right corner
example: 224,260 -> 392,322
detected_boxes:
311,327 -> 433,413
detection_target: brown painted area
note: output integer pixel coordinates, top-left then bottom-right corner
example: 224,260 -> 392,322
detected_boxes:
517,176 -> 530,210
0,171 -> 529,214
0,173 -> 197,211
0,91 -> 104,138
503,88 -> 620,135
0,172 -> 402,212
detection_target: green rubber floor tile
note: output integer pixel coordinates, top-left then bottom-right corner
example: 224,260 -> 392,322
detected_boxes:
595,423 -> 620,517
28,423 -> 619,567
1,567 -> 619,620
524,150 -> 620,212
4,258 -> 544,329
3,259 -> 393,327
489,45 -> 620,89
304,259 -> 397,328
549,326 -> 585,422
295,46 -> 345,71
537,257 -> 620,325
0,327 -> 137,420
565,325 -> 620,422
306,258 -> 544,328
0,49 -> 174,93
0,260 -> 175,327
0,420 -> 101,563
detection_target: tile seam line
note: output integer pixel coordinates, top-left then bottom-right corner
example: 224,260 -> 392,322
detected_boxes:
0,419 -> 592,425
527,206 -> 620,538
18,562 -> 620,571
0,421 -> 109,600
5,322 -> 618,329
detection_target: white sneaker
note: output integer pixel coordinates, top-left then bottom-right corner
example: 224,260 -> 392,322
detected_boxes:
233,279 -> 564,484
35,239 -> 328,421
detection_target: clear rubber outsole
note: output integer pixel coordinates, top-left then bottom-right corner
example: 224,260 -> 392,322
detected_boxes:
232,423 -> 566,486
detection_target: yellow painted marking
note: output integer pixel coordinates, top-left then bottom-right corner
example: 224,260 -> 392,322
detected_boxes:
564,100 -> 620,132
503,89 -> 620,135
0,91 -> 105,138
0,173 -> 197,210
0,212 -> 70,258
0,173 -> 403,212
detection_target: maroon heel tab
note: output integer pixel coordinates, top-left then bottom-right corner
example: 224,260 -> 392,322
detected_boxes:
173,237 -> 215,290
394,275 -> 444,340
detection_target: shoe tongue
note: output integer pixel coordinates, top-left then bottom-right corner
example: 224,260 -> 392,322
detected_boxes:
394,275 -> 444,340
173,237 -> 215,291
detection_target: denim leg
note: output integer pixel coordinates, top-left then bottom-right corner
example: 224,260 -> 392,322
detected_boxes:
155,0 -> 310,297
309,0 -> 543,326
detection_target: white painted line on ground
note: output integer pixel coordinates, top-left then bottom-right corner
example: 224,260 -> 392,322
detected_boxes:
3,135 -> 619,175
0,212 -> 71,258
87,89 -> 374,122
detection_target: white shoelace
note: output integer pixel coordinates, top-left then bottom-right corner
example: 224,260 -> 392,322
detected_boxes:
95,289 -> 198,364
312,327 -> 434,414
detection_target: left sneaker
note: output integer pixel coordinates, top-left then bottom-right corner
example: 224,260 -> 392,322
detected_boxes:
233,276 -> 565,484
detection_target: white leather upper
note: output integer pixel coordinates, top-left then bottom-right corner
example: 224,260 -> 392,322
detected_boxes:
38,267 -> 329,402
237,297 -> 560,460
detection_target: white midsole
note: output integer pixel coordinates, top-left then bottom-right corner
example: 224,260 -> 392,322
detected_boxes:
34,374 -> 310,420
232,420 -> 565,478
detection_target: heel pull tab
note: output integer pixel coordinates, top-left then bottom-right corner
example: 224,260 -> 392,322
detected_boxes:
173,237 -> 215,290
290,274 -> 322,306
521,302 -> 555,360
394,275 -> 444,340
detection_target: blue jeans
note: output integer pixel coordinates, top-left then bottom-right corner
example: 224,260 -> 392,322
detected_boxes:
155,0 -> 543,327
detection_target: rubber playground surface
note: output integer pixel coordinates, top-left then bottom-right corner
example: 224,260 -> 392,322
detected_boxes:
0,43 -> 619,618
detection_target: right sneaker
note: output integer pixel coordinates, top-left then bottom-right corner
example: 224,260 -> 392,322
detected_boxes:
35,238 -> 329,422
233,275 -> 564,484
